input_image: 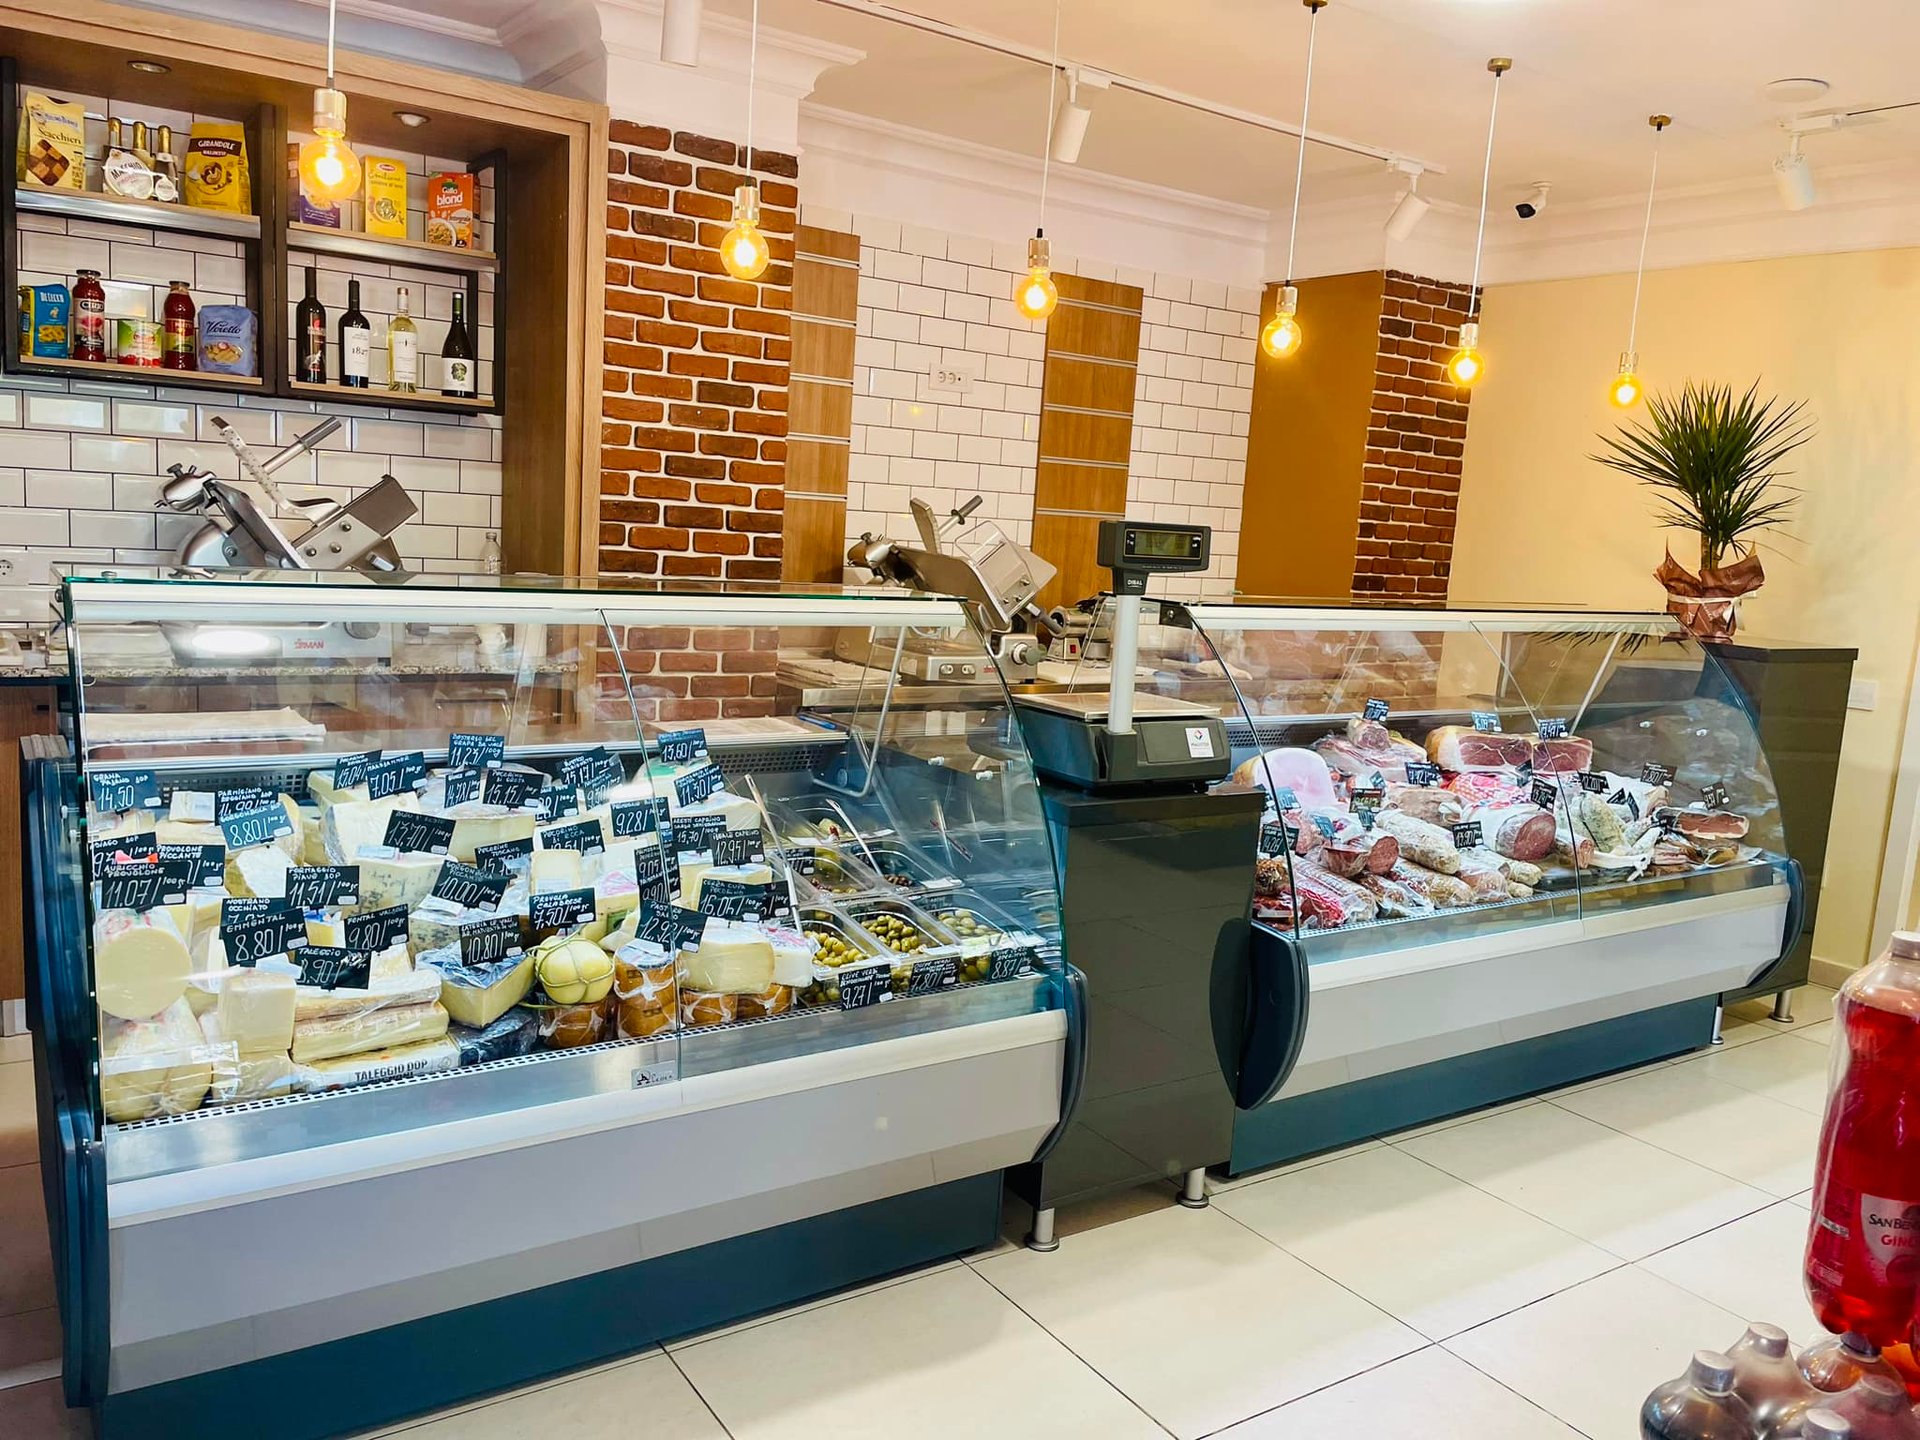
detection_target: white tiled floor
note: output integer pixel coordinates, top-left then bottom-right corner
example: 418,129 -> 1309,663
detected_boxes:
0,989 -> 1841,1438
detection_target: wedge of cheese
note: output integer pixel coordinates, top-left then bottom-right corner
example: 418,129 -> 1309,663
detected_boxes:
228,845 -> 292,899
764,924 -> 818,987
96,908 -> 192,1021
100,998 -> 217,1122
291,1000 -> 450,1065
530,848 -> 585,893
679,920 -> 774,995
445,809 -> 537,865
434,953 -> 535,1028
164,891 -> 226,962
199,1013 -> 297,1104
217,967 -> 297,1055
323,793 -> 424,864
359,852 -> 445,911
306,768 -> 370,808
295,1035 -> 459,1092
291,954 -> 436,1023
298,811 -> 328,865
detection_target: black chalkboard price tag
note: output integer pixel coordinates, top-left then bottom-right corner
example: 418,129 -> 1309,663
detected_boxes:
1641,762 -> 1675,786
658,728 -> 709,765
331,750 -> 377,790
1257,823 -> 1293,859
384,810 -> 456,857
673,813 -> 727,859
674,763 -> 727,808
1608,788 -> 1642,820
906,954 -> 957,997
365,753 -> 417,801
633,844 -> 674,908
155,844 -> 217,901
637,900 -> 707,952
1363,698 -> 1390,721
532,784 -> 580,821
89,768 -> 161,814
473,835 -> 533,873
458,914 -> 525,966
90,830 -> 154,871
297,946 -> 372,991
482,767 -> 536,810
220,803 -> 294,851
1405,761 -> 1443,787
215,786 -> 278,822
838,960 -> 892,1011
772,843 -> 817,877
99,859 -> 166,913
1350,783 -> 1386,810
429,860 -> 509,913
557,748 -> 607,786
713,829 -> 765,867
345,904 -> 409,954
220,899 -> 304,966
1702,782 -> 1731,810
1577,771 -> 1608,794
284,864 -> 360,909
530,887 -> 596,936
448,732 -> 506,770
539,818 -> 605,855
1450,821 -> 1485,850
441,767 -> 483,808
696,879 -> 769,921
582,757 -> 624,809
1471,711 -> 1503,734
1654,809 -> 1682,835
1536,717 -> 1570,740
1515,761 -> 1534,788
611,801 -> 653,838
1532,777 -> 1560,810
988,941 -> 1039,982
1272,785 -> 1299,811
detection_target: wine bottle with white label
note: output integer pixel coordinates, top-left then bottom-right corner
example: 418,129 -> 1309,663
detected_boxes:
339,279 -> 371,389
387,285 -> 418,394
442,291 -> 477,399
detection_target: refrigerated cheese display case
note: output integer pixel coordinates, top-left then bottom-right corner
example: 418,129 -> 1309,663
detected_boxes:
26,572 -> 1076,1440
1160,604 -> 1803,1175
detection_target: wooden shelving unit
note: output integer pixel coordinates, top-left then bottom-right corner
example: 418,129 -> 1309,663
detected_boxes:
287,221 -> 497,274
13,353 -> 263,391
286,378 -> 492,413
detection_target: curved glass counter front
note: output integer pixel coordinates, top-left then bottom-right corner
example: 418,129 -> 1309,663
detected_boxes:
1175,605 -> 1790,965
55,572 -> 1065,1186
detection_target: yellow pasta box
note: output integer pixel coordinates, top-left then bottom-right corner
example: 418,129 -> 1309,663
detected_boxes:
425,172 -> 474,249
362,155 -> 408,238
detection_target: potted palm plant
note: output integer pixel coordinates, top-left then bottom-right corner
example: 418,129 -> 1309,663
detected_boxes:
1592,380 -> 1813,640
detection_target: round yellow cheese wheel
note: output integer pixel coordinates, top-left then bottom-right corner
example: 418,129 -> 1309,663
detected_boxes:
534,934 -> 615,1004
95,909 -> 193,1021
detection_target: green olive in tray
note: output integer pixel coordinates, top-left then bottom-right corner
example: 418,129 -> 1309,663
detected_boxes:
858,914 -> 927,954
936,909 -> 1002,941
804,924 -> 866,969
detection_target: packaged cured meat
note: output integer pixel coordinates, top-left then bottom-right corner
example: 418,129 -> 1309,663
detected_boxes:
1383,783 -> 1465,828
1253,857 -> 1296,923
1530,734 -> 1594,774
1291,859 -> 1379,928
1357,870 -> 1435,918
1426,725 -> 1535,772
1475,805 -> 1556,861
1232,747 -> 1339,810
1370,810 -> 1461,874
1313,717 -> 1426,783
1577,792 -> 1627,851
1298,812 -> 1399,877
1448,771 -> 1532,811
1387,859 -> 1473,907
1654,806 -> 1750,842
1454,850 -> 1514,902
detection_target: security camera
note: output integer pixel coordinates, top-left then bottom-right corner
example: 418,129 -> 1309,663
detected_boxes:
1515,182 -> 1550,219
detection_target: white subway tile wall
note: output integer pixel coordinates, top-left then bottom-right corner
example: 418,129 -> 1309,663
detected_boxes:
5,97 -> 504,581
813,207 -> 1258,601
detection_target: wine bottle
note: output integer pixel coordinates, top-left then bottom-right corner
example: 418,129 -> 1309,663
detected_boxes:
339,279 -> 371,389
442,291 -> 477,399
296,266 -> 327,386
387,285 -> 418,394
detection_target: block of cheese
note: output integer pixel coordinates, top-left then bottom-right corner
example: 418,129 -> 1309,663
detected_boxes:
686,861 -> 773,909
433,953 -> 535,1028
291,1000 -> 450,1064
295,1035 -> 460,1092
304,912 -> 346,948
95,809 -> 157,840
305,768 -> 369,808
447,810 -> 536,865
529,848 -> 585,893
679,920 -> 774,995
676,857 -> 712,906
676,788 -> 761,831
358,852 -> 445,911
292,956 -> 438,1022
100,998 -> 219,1121
764,924 -> 818,988
298,811 -> 328,865
228,845 -> 292,899
324,793 -> 424,863
168,790 -> 217,822
95,908 -> 192,1020
218,967 -> 296,1054
199,1014 -> 296,1104
164,891 -> 226,963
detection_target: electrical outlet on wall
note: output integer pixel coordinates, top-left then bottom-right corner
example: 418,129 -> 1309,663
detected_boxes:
927,356 -> 980,395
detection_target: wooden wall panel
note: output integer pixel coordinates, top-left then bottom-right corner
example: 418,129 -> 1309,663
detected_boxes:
1031,274 -> 1145,608
782,224 -> 861,582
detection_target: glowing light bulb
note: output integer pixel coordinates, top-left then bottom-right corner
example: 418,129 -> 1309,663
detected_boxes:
1609,351 -> 1642,408
1012,233 -> 1058,321
297,88 -> 361,204
719,184 -> 771,280
1446,320 -> 1486,388
1261,284 -> 1302,359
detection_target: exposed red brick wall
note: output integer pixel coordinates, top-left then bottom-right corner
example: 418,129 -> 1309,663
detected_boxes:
602,624 -> 782,725
1353,270 -> 1476,601
600,121 -> 797,585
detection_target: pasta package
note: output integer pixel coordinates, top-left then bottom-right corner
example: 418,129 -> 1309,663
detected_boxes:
18,92 -> 85,191
184,120 -> 251,213
362,155 -> 408,237
425,172 -> 474,248
196,305 -> 256,375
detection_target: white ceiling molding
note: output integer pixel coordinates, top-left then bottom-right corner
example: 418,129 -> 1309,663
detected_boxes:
800,106 -> 1273,288
508,0 -> 863,151
118,0 -> 523,80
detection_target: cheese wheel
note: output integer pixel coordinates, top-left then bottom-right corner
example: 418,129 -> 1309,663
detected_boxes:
539,996 -> 611,1048
679,988 -> 735,1028
218,967 -> 297,1055
100,998 -> 216,1121
615,950 -> 677,1039
95,908 -> 192,1021
679,920 -> 774,995
736,984 -> 793,1020
291,1000 -> 450,1064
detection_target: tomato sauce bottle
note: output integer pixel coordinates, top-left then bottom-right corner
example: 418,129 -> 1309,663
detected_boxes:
162,281 -> 196,370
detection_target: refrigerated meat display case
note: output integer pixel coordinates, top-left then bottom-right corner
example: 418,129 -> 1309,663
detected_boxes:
27,571 -> 1080,1440
1089,602 -> 1803,1176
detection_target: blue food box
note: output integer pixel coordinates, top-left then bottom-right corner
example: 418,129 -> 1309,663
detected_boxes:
18,283 -> 70,358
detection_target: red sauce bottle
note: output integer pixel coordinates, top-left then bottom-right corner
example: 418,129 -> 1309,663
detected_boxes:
71,269 -> 106,362
162,282 -> 196,370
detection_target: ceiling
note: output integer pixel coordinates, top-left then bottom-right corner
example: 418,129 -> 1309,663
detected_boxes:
386,0 -> 1920,214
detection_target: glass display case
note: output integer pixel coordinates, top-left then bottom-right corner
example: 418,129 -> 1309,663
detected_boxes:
29,571 -> 1072,1434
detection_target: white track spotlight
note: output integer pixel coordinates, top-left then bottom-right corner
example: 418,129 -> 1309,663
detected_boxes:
661,0 -> 703,66
1385,161 -> 1429,240
1774,134 -> 1816,210
1049,68 -> 1108,164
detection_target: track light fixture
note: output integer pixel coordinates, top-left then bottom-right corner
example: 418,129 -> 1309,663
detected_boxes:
1446,57 -> 1510,390
1261,0 -> 1329,361
1774,133 -> 1816,211
1609,114 -> 1670,410
1050,69 -> 1097,164
1385,161 -> 1429,241
661,0 -> 703,67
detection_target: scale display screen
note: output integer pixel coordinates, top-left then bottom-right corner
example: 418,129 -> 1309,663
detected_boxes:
1096,519 -> 1211,581
1131,529 -> 1193,559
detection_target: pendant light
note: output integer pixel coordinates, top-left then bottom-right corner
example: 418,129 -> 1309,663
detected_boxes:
1446,57 -> 1511,389
1261,0 -> 1328,360
1013,0 -> 1066,322
296,0 -> 363,205
718,0 -> 772,280
1610,114 -> 1670,409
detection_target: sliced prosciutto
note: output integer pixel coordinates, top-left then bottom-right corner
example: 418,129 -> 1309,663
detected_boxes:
1426,725 -> 1535,772
1446,771 -> 1531,811
1653,806 -> 1750,841
1313,717 -> 1427,784
1530,735 -> 1595,775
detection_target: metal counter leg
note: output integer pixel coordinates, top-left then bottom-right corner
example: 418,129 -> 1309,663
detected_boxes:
1177,1167 -> 1209,1210
1771,989 -> 1795,1024
1710,1004 -> 1724,1046
1025,1207 -> 1059,1253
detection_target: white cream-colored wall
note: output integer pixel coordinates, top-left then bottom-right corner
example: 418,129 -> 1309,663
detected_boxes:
1452,247 -> 1920,975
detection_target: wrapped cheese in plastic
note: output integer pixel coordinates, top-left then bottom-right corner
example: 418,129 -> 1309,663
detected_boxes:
450,1008 -> 541,1066
291,1000 -> 450,1064
614,942 -> 678,1040
430,951 -> 535,1029
199,1013 -> 297,1104
101,998 -> 234,1122
294,1036 -> 460,1092
95,907 -> 193,1021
